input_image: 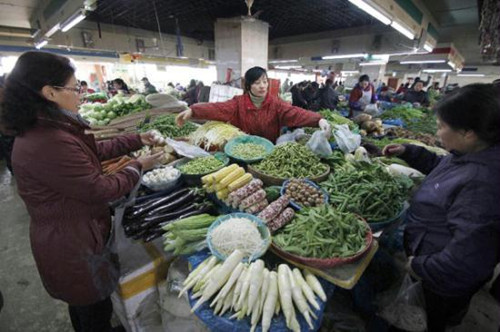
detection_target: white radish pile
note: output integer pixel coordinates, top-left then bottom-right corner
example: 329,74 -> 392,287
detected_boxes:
210,217 -> 263,259
180,252 -> 327,332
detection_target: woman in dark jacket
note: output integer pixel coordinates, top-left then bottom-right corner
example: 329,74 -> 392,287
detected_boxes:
383,83 -> 500,332
0,52 -> 164,331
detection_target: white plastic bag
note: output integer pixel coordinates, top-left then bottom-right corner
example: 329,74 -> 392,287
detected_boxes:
306,130 -> 332,157
380,274 -> 427,332
333,124 -> 361,153
276,128 -> 307,145
364,103 -> 380,115
165,138 -> 210,159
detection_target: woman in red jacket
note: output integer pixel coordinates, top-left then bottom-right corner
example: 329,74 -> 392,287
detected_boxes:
176,66 -> 331,142
0,52 -> 164,331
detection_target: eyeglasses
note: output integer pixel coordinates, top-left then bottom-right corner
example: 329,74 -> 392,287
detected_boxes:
53,85 -> 81,93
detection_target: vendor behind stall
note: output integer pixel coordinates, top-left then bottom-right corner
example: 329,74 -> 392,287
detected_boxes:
348,75 -> 377,117
403,79 -> 430,107
175,66 -> 331,142
383,83 -> 500,331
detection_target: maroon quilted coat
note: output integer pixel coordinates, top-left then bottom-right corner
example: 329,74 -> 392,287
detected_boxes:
12,116 -> 143,305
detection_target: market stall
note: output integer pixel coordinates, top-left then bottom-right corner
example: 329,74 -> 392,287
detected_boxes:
98,104 -> 438,331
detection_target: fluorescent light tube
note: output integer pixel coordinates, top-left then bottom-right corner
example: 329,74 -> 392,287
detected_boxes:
359,61 -> 387,66
423,43 -> 433,53
400,60 -> 446,64
61,13 -> 86,32
35,40 -> 48,49
322,53 -> 367,60
45,24 -> 60,38
275,65 -> 302,69
348,0 -> 391,25
447,61 -> 457,70
269,59 -> 298,64
391,21 -> 414,40
457,74 -> 485,77
423,69 -> 452,73
341,70 -> 360,74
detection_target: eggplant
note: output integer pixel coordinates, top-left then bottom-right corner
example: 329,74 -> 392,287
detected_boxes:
139,203 -> 196,229
130,187 -> 190,218
145,190 -> 195,217
144,230 -> 165,242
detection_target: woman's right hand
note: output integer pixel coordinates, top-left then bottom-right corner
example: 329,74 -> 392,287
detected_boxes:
137,151 -> 164,171
175,108 -> 193,127
382,144 -> 406,157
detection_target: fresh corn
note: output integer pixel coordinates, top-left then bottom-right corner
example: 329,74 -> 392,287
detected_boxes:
209,164 -> 239,184
216,188 -> 229,200
227,173 -> 253,192
215,182 -> 228,192
220,167 -> 245,187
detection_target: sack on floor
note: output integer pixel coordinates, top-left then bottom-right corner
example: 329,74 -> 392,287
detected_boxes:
379,273 -> 427,332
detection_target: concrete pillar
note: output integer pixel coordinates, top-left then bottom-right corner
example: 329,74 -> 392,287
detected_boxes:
214,17 -> 269,87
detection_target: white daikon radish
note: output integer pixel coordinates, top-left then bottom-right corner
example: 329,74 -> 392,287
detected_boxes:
210,262 -> 244,307
293,268 -> 320,310
179,256 -> 218,297
247,259 -> 265,312
277,264 -> 293,327
288,267 -> 313,329
262,271 -> 278,332
304,270 -> 326,302
232,267 -> 248,309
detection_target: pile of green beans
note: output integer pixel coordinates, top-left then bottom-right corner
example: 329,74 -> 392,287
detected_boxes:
231,143 -> 267,160
254,142 -> 328,178
320,163 -> 407,222
179,156 -> 224,174
273,205 -> 367,258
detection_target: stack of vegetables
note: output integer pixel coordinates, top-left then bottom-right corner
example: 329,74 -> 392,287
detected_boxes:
163,214 -> 218,255
83,91 -> 108,103
202,164 -> 253,201
138,114 -> 198,138
253,143 -> 329,179
385,127 -> 439,147
230,142 -> 268,160
283,179 -> 326,209
224,178 -> 269,214
191,121 -> 244,151
79,94 -> 152,126
319,109 -> 357,131
353,114 -> 384,136
101,156 -> 134,176
273,205 -> 368,259
123,187 -> 212,242
320,163 -> 411,223
380,105 -> 424,126
181,250 -> 327,332
179,156 -> 226,176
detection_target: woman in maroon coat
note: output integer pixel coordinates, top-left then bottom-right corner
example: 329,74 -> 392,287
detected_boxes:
0,52 -> 164,331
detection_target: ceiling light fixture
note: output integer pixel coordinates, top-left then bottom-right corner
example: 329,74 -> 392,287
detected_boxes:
423,43 -> 433,53
269,59 -> 299,64
457,74 -> 485,77
391,21 -> 414,40
348,0 -> 391,25
322,53 -> 367,60
35,40 -> 48,49
341,70 -> 360,75
400,60 -> 446,64
359,61 -> 387,66
45,24 -> 60,38
61,10 -> 86,32
275,65 -> 303,69
422,69 -> 452,73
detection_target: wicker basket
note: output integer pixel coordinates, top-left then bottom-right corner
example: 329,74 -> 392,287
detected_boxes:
247,164 -> 330,186
270,218 -> 373,269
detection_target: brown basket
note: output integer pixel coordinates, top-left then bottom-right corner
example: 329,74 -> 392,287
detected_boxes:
270,218 -> 373,269
247,164 -> 330,186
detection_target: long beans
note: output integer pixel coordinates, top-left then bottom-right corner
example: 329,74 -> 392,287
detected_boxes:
320,163 -> 408,222
273,205 -> 367,258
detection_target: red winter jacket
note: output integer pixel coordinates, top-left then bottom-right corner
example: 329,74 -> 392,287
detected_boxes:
190,93 -> 322,142
12,116 -> 143,305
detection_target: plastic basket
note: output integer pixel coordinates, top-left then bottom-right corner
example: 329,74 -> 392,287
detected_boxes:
141,166 -> 182,192
280,179 -> 329,210
270,217 -> 373,269
206,213 -> 271,263
367,204 -> 407,232
224,135 -> 274,164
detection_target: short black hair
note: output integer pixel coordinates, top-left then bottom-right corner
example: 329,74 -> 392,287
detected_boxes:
435,83 -> 500,145
1,51 -> 75,135
359,75 -> 370,83
325,79 -> 333,85
244,66 -> 267,92
113,78 -> 129,93
80,80 -> 88,86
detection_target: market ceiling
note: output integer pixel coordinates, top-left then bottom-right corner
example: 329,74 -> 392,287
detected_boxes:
87,0 -> 385,41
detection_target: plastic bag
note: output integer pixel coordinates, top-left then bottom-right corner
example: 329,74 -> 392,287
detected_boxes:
333,124 -> 361,153
166,138 -> 210,159
364,103 -> 380,115
306,130 -> 333,157
276,128 -> 307,145
379,274 -> 427,332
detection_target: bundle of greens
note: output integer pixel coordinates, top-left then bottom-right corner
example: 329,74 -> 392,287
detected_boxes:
139,114 -> 197,138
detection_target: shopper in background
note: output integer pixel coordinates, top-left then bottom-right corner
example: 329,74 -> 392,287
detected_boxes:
175,66 -> 331,143
403,79 -> 430,107
0,51 -> 164,332
141,77 -> 157,95
80,81 -> 95,94
383,83 -> 500,332
183,79 -> 201,106
112,78 -> 131,95
290,81 -> 308,109
348,74 -> 377,117
395,83 -> 406,94
319,79 -> 339,111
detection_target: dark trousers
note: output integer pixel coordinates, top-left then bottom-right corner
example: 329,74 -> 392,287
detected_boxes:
423,288 -> 472,332
68,297 -> 113,332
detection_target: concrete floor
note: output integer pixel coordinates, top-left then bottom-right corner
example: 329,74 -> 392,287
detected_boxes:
0,161 -> 498,332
